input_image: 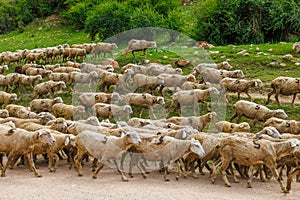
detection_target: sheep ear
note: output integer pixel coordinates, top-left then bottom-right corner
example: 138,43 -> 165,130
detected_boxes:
64,136 -> 70,146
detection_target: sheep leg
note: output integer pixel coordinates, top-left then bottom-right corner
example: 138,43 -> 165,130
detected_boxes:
74,150 -> 85,176
247,165 -> 258,188
113,159 -> 128,182
92,162 -> 105,179
266,90 -> 276,105
245,92 -> 252,101
163,165 -> 170,181
49,153 -> 60,172
229,112 -> 238,122
291,93 -> 297,106
274,92 -> 281,106
175,160 -> 183,180
268,165 -> 287,193
220,159 -> 232,187
286,167 -> 300,193
1,153 -> 16,177
26,153 -> 42,177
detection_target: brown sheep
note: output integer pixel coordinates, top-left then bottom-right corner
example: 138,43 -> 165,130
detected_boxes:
215,121 -> 251,133
220,78 -> 263,102
32,80 -> 66,99
266,76 -> 300,106
98,71 -> 122,92
264,117 -> 300,135
51,103 -> 85,120
30,97 -> 63,113
0,91 -> 17,109
0,128 -> 56,177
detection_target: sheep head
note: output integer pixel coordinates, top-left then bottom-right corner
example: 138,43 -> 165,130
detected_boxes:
124,131 -> 141,145
190,138 -> 205,158
274,109 -> 288,119
35,129 -> 56,145
262,126 -> 281,139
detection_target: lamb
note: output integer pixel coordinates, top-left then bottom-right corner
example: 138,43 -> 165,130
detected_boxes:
292,41 -> 300,54
73,130 -> 141,181
92,103 -> 133,121
215,121 -> 251,133
230,100 -> 288,124
98,71 -> 122,92
132,74 -> 164,94
0,91 -> 17,109
211,136 -> 300,192
0,109 -> 9,118
0,128 -> 56,177
33,132 -> 75,172
168,88 -> 220,115
266,77 -> 300,106
78,92 -> 121,109
32,80 -> 66,99
264,117 -> 300,135
0,65 -> 8,74
92,42 -> 118,58
220,78 -> 263,102
123,93 -> 165,118
30,97 -> 63,113
125,39 -> 157,58
6,104 -> 38,119
158,74 -> 196,96
200,68 -> 245,84
166,112 -> 220,132
51,103 -> 85,120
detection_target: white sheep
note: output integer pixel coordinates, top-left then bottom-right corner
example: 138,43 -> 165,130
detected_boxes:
32,80 -> 66,99
264,117 -> 300,135
0,91 -> 17,109
132,74 -> 164,94
230,100 -> 288,124
266,76 -> 300,106
125,39 -> 157,58
51,103 -> 85,120
78,92 -> 121,109
92,42 -> 118,58
200,68 -> 245,84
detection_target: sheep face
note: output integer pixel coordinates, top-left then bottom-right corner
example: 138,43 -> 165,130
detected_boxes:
263,126 -> 281,139
111,92 -> 122,103
54,97 -> 63,104
0,109 -> 9,118
209,112 -> 220,122
254,79 -> 263,87
124,131 -> 141,145
38,112 -> 56,124
238,122 -> 251,132
75,106 -> 85,115
274,109 -> 288,119
85,116 -> 100,126
288,138 -> 300,147
123,105 -> 133,114
111,43 -> 118,50
235,70 -> 245,79
36,129 -> 56,145
220,61 -> 232,70
209,87 -> 220,96
10,94 -> 17,101
57,81 -> 67,89
190,138 -> 205,158
156,96 -> 165,105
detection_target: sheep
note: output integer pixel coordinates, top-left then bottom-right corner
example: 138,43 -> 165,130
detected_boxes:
0,109 -> 9,118
33,132 -> 75,172
2,52 -> 22,66
132,74 -> 164,94
266,77 -> 300,106
18,63 -> 45,74
292,41 -> 300,54
65,48 -> 86,61
3,73 -> 20,92
220,78 -> 263,102
25,67 -> 52,78
74,130 -> 141,181
120,64 -> 149,74
25,51 -> 45,64
193,61 -> 233,75
92,103 -> 133,121
17,74 -> 43,93
0,65 -> 8,74
146,63 -> 183,76
6,104 -> 38,119
92,42 -> 118,58
168,88 -> 220,115
78,92 -> 121,109
180,81 -> 211,90
32,80 -> 66,99
51,103 -> 85,120
30,97 -> 63,113
166,112 -> 220,132
102,58 -> 119,69
211,136 -> 300,192
215,121 -> 251,133
49,73 -> 72,85
129,136 -> 205,181
0,91 -> 17,109
80,63 -> 114,73
0,128 -> 56,177
230,100 -> 288,124
70,71 -> 98,88
98,71 -> 122,92
123,93 -> 165,118
200,68 -> 245,84
158,74 -> 196,96
125,39 -> 157,58
52,67 -> 81,73
264,117 -> 300,135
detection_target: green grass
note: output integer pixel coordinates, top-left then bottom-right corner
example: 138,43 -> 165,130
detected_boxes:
1,17 -> 300,132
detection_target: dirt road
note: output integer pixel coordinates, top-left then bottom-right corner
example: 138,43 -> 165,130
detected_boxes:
1,159 -> 300,200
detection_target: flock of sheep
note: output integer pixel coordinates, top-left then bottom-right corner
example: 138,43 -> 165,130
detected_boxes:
0,39 -> 300,194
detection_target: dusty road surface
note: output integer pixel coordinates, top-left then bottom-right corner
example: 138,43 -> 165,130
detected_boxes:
1,158 -> 300,200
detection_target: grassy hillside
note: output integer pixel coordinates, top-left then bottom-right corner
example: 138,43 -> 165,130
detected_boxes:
0,17 -> 300,131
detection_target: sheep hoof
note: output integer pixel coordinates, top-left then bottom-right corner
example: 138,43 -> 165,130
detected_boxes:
1,174 -> 6,177
36,174 -> 42,178
164,178 -> 170,182
129,174 -> 134,178
282,188 -> 289,194
92,175 -> 97,179
225,183 -> 231,187
78,174 -> 83,177
142,174 -> 147,179
175,176 -> 179,181
122,178 -> 129,182
192,174 -> 198,179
